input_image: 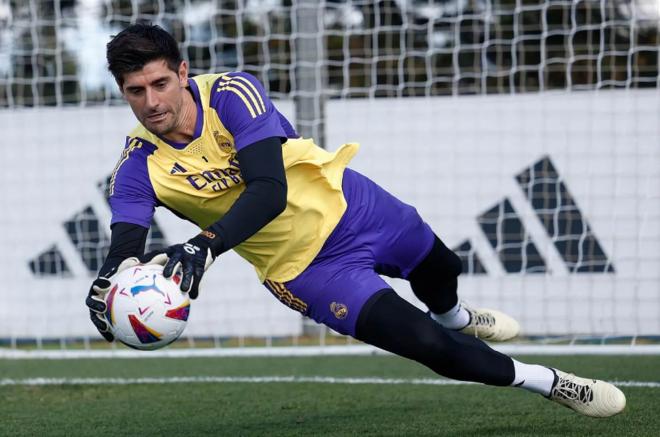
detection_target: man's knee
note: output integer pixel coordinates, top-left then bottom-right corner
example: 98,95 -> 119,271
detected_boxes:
409,236 -> 462,283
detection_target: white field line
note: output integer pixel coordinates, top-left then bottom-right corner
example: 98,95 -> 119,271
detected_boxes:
1,376 -> 658,388
2,344 -> 660,359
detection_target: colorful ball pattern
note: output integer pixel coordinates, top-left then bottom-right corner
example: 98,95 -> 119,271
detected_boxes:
105,264 -> 190,350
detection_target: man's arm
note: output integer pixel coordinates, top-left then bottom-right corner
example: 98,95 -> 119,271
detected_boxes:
87,134 -> 158,341
201,72 -> 290,254
200,136 -> 287,256
98,222 -> 149,277
86,222 -> 149,341
145,136 -> 287,298
144,72 -> 290,296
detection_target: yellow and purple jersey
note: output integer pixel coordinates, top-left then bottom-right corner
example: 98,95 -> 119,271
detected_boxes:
108,72 -> 358,282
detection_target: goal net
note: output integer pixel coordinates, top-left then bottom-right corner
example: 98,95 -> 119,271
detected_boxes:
1,0 -> 658,354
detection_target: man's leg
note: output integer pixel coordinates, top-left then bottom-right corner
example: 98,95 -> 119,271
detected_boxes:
355,288 -> 515,385
342,168 -> 518,341
406,236 -> 463,318
355,289 -> 626,417
406,235 -> 520,341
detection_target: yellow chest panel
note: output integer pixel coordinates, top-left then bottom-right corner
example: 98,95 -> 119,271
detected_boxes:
130,75 -> 359,282
143,109 -> 246,227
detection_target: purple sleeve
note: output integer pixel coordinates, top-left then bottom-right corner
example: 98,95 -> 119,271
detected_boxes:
210,72 -> 287,151
108,138 -> 158,229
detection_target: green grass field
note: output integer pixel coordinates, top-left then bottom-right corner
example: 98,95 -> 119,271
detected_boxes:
1,354 -> 659,436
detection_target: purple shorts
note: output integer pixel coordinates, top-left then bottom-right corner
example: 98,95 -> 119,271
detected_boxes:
264,168 -> 435,336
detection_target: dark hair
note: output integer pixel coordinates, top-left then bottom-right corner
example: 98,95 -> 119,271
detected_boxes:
107,23 -> 183,87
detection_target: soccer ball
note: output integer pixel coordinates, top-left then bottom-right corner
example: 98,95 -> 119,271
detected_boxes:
104,264 -> 190,350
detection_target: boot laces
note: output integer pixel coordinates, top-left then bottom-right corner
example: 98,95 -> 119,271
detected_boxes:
470,310 -> 495,328
553,374 -> 594,404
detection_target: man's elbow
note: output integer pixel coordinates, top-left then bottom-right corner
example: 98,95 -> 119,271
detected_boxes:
272,182 -> 288,217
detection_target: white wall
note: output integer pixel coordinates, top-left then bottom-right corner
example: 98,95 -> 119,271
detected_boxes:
0,89 -> 658,338
328,89 -> 660,336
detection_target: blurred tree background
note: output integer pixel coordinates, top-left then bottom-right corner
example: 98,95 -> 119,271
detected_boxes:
0,0 -> 658,107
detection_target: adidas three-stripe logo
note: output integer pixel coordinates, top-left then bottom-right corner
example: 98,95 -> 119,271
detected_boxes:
28,176 -> 168,276
28,155 -> 612,277
216,74 -> 266,118
453,156 -> 615,275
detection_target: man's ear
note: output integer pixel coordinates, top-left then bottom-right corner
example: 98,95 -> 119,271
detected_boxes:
178,60 -> 189,87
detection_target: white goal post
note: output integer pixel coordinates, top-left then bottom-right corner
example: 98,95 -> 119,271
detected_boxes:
0,0 -> 658,355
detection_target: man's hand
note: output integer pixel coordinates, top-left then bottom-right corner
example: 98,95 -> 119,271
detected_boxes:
140,235 -> 215,299
85,257 -> 141,342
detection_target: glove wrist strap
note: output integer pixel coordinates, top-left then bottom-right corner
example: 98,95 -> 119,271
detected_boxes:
189,231 -> 221,259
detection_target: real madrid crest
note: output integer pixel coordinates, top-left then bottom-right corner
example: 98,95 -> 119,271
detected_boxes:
330,302 -> 348,320
213,130 -> 233,153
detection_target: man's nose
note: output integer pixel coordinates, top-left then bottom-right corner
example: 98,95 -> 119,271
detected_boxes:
145,88 -> 159,108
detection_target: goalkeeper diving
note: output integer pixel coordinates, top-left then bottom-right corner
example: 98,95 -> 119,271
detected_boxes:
86,23 -> 626,418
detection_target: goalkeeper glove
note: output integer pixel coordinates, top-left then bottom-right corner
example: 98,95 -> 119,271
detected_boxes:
85,257 -> 141,342
140,234 -> 215,299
